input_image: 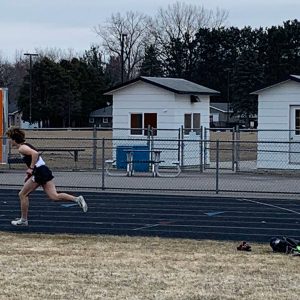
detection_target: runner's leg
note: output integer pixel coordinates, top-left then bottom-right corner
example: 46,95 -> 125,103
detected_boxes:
19,179 -> 40,220
43,180 -> 88,212
42,180 -> 76,201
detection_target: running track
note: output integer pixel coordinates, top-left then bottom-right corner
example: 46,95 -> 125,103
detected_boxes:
0,189 -> 299,243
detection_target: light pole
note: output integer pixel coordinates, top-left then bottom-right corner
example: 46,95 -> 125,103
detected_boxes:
120,33 -> 127,83
24,53 -> 38,124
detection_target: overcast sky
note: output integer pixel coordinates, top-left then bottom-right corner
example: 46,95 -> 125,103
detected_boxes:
1,0 -> 299,61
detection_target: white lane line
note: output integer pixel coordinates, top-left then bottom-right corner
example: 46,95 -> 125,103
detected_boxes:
133,224 -> 161,231
133,221 -> 173,231
237,198 -> 300,216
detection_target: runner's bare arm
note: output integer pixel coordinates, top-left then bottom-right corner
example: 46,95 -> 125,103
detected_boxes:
18,144 -> 39,169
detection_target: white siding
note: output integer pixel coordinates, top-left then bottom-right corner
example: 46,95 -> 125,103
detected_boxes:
113,81 -> 210,138
257,80 -> 300,169
113,81 -> 176,136
174,94 -> 210,129
258,80 -> 300,131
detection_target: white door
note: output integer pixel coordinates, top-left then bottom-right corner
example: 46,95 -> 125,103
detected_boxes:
289,106 -> 300,163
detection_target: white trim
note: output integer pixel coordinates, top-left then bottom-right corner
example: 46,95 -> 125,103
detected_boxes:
251,80 -> 291,94
210,105 -> 232,113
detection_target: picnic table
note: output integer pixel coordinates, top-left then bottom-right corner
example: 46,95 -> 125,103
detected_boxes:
105,148 -> 181,177
8,147 -> 85,169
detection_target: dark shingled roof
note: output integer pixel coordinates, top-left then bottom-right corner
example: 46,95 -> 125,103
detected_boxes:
104,76 -> 220,95
90,106 -> 112,117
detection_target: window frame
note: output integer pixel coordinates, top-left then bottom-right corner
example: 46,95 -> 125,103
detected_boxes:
295,109 -> 300,135
184,113 -> 201,135
130,113 -> 143,135
130,112 -> 157,136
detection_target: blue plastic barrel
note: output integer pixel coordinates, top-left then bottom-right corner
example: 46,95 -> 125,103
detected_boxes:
116,146 -> 132,169
116,145 -> 149,172
132,145 -> 149,172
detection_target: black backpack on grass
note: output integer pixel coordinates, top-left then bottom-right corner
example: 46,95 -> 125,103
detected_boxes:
270,236 -> 300,254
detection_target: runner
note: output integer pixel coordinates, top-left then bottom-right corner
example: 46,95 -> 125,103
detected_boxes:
6,127 -> 88,226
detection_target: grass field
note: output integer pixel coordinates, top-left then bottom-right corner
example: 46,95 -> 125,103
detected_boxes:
0,232 -> 298,300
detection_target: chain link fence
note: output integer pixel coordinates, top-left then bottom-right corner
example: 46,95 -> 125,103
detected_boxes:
1,128 -> 300,195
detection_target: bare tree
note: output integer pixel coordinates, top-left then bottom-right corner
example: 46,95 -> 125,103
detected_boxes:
34,47 -> 79,62
149,2 -> 228,77
94,11 -> 153,82
153,1 -> 228,45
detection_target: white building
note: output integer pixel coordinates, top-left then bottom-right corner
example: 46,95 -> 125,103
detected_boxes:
252,74 -> 300,169
104,76 -> 219,167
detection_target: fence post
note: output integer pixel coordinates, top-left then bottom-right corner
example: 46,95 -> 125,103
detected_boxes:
101,138 -> 105,190
92,125 -> 97,169
232,127 -> 235,171
204,127 -> 208,170
200,126 -> 203,173
177,127 -> 181,163
235,125 -> 240,172
216,140 -> 220,194
147,125 -> 151,147
180,125 -> 184,167
147,125 -> 154,167
8,139 -> 11,169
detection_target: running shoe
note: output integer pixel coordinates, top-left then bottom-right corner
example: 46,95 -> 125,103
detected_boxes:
76,195 -> 88,212
11,218 -> 28,226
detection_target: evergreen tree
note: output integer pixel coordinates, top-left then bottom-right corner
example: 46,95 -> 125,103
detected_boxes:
265,19 -> 300,85
164,34 -> 198,79
18,47 -> 113,127
140,45 -> 163,76
230,50 -> 264,126
18,57 -> 70,127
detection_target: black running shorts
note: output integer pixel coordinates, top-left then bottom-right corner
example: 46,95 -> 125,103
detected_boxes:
33,165 -> 54,185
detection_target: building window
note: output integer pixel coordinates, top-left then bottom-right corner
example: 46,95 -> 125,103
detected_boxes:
130,113 -> 157,135
184,113 -> 201,135
296,110 -> 300,135
131,113 -> 143,135
184,113 -> 191,135
144,113 -> 157,135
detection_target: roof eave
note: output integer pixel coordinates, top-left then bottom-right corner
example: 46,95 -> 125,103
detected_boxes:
210,106 -> 231,113
140,77 -> 219,95
103,77 -> 141,95
189,92 -> 220,96
251,75 -> 300,94
103,76 -> 220,95
290,74 -> 300,82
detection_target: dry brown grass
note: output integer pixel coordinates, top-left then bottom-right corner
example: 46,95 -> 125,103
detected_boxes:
7,130 -> 113,170
5,130 -> 258,170
0,232 -> 299,300
209,131 -> 258,162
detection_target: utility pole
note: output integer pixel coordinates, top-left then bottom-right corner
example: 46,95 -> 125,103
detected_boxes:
24,53 -> 38,124
120,33 -> 127,83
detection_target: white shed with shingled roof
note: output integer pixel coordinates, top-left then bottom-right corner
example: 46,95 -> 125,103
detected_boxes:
104,76 -> 219,168
252,75 -> 300,169
104,76 -> 219,138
